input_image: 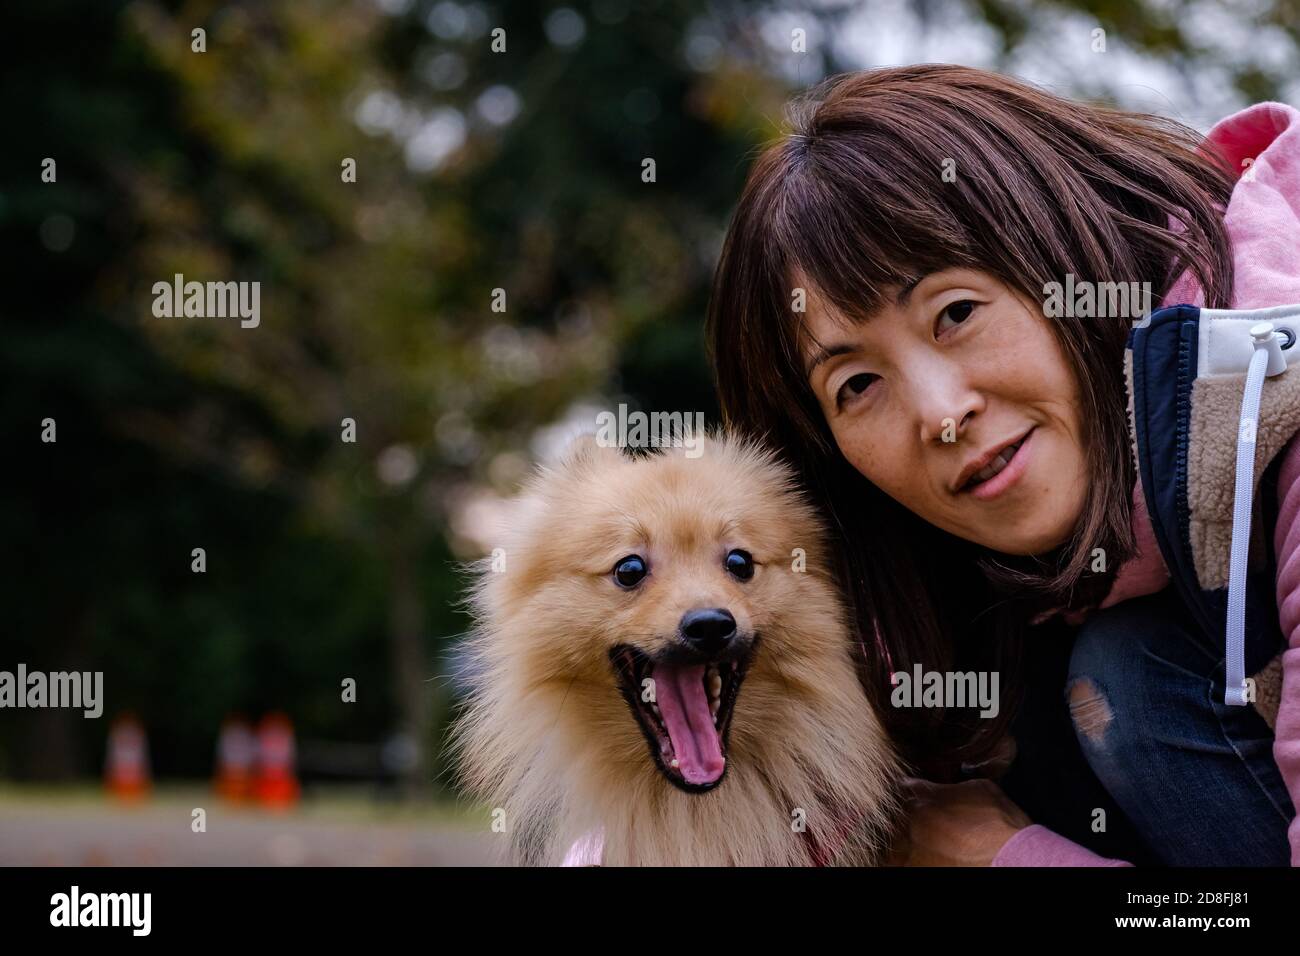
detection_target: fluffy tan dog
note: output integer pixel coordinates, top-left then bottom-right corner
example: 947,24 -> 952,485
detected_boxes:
451,433 -> 899,865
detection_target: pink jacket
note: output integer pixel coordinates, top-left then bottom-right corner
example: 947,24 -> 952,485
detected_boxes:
995,101 -> 1300,867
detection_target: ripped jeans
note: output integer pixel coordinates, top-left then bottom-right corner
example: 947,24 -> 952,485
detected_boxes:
999,587 -> 1294,866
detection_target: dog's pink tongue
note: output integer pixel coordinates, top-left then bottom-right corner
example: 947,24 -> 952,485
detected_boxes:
652,662 -> 724,786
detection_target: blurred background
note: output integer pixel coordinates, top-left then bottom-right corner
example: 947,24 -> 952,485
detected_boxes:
1,0 -> 1296,864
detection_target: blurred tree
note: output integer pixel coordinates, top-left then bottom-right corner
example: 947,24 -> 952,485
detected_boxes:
1,0 -> 791,789
2,0 -> 1293,789
107,0 -> 798,791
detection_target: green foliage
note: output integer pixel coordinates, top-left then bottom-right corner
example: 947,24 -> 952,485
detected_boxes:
2,0 -> 1292,785
0,0 -> 785,784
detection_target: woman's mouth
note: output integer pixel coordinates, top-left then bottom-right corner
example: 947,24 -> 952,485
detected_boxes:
957,428 -> 1035,501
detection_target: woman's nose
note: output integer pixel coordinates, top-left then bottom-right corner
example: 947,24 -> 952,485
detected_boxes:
913,375 -> 983,444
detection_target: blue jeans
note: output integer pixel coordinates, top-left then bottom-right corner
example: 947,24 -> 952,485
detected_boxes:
1064,587 -> 1294,865
1000,586 -> 1293,865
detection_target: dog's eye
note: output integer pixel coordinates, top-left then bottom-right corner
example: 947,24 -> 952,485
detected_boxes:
613,555 -> 648,589
725,549 -> 754,581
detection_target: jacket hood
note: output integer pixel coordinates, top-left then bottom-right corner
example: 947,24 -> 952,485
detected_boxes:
1104,102 -> 1300,612
1164,102 -> 1300,310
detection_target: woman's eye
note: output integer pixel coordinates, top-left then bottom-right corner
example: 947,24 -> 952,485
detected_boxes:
936,299 -> 976,334
613,555 -> 648,589
725,549 -> 754,581
835,372 -> 878,409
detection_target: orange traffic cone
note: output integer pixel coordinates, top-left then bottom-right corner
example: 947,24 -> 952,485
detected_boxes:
253,712 -> 300,810
214,715 -> 255,803
104,713 -> 151,801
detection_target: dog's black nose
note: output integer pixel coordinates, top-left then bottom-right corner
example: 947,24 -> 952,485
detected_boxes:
679,607 -> 737,655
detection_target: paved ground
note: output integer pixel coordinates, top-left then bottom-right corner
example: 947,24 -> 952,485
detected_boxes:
0,786 -> 499,866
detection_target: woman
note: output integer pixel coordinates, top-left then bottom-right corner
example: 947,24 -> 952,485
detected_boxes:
706,64 -> 1300,865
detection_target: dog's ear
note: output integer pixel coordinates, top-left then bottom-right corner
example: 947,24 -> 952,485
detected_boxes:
521,431 -> 622,504
551,430 -> 623,471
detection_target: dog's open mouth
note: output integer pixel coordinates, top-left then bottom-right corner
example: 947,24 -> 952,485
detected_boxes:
609,642 -> 755,793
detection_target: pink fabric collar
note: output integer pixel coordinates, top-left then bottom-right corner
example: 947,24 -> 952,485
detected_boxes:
1098,481 -> 1169,609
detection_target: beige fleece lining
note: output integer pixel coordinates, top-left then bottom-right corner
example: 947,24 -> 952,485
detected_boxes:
1253,657 -> 1283,729
1125,353 -> 1291,728
1186,371 -> 1300,729
1187,370 -> 1300,590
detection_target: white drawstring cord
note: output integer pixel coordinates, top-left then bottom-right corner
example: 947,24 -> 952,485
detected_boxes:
1225,322 -> 1288,705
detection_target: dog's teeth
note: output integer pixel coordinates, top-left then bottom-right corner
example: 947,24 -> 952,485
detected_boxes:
707,672 -> 722,699
670,758 -> 679,769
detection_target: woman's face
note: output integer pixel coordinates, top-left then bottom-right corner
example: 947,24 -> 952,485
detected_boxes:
801,267 -> 1088,556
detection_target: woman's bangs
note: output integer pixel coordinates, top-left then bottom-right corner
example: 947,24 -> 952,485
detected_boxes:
772,145 -> 982,335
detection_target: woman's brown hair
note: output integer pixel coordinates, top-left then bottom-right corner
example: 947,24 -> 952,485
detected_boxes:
705,64 -> 1237,777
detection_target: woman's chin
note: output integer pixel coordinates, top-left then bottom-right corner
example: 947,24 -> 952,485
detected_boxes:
962,475 -> 1087,556
962,506 -> 1080,557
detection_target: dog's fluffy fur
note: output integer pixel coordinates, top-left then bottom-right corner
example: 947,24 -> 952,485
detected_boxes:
451,433 -> 899,865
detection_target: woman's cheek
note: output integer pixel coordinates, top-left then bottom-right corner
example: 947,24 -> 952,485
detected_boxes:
835,422 -> 880,481
843,426 -> 915,503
